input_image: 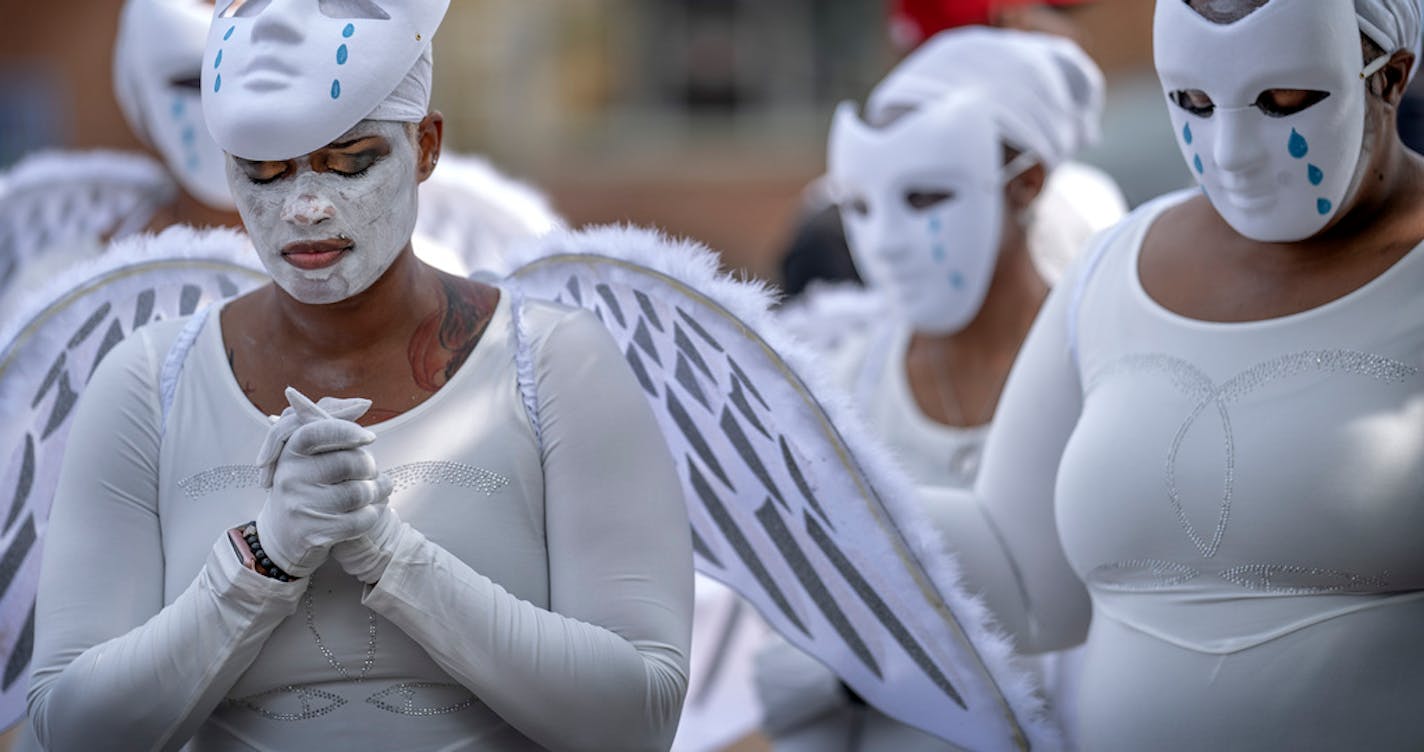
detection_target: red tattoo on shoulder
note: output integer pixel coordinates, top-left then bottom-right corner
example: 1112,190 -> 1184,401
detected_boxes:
408,278 -> 500,392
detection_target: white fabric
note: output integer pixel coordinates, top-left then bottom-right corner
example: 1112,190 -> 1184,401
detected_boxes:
202,0 -> 449,161
28,293 -> 693,751
866,27 -> 1104,169
114,0 -> 235,209
830,93 -> 1009,336
1027,162 -> 1129,286
1355,0 -> 1424,76
920,191 -> 1424,750
1155,0 -> 1377,242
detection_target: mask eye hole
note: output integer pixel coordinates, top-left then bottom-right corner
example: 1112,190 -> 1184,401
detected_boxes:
1169,89 -> 1216,118
905,190 -> 954,211
220,0 -> 271,18
1253,89 -> 1330,118
318,0 -> 391,19
169,76 -> 202,91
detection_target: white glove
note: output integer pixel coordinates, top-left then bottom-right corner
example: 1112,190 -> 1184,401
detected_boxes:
330,500 -> 406,584
255,394 -> 374,488
254,387 -> 392,578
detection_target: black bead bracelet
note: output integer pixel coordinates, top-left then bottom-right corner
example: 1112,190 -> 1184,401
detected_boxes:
238,521 -> 297,582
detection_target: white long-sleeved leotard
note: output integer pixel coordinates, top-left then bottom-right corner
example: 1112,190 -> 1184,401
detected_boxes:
926,191 -> 1424,750
27,292 -> 694,751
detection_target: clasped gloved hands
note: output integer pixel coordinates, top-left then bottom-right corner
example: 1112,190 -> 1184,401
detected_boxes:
253,387 -> 403,581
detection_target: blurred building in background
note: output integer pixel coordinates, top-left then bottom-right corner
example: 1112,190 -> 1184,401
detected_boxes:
1,0 -> 1187,283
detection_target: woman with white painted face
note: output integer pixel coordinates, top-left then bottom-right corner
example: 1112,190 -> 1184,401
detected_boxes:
755,29 -> 1116,752
884,0 -> 1424,749
26,3 -> 692,751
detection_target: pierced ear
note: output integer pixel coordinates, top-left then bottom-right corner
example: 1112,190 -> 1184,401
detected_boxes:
416,111 -> 444,182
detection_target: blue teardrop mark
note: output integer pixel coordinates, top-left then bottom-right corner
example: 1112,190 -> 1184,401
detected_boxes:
950,271 -> 965,290
933,245 -> 946,262
214,50 -> 223,69
343,23 -> 356,38
171,97 -> 185,118
331,79 -> 342,100
1288,129 -> 1309,159
214,74 -> 222,93
1193,154 -> 1204,174
1183,123 -> 1193,145
187,156 -> 200,173
182,127 -> 195,145
337,44 -> 349,65
1307,164 -> 1324,186
1317,198 -> 1332,215
223,25 -> 235,41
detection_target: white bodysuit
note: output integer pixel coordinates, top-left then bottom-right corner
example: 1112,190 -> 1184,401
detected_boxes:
928,192 -> 1424,750
27,292 -> 694,751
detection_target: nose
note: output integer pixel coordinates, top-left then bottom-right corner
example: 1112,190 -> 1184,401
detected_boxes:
250,2 -> 305,45
281,190 -> 335,226
1212,109 -> 1269,175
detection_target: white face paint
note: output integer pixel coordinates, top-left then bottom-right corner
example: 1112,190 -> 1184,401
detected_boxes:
227,120 -> 420,304
202,0 -> 448,161
1155,0 -> 1381,242
115,0 -> 234,209
830,93 -> 1021,335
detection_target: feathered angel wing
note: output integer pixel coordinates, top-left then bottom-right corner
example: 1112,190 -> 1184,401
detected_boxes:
414,153 -> 563,277
0,150 -> 174,300
506,226 -> 1057,751
0,226 -> 268,730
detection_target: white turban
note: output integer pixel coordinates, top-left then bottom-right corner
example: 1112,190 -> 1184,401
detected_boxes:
1356,0 -> 1424,76
368,46 -> 435,124
865,27 -> 1104,169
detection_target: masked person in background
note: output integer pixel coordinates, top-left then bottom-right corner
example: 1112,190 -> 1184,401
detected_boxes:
777,0 -> 1115,299
0,0 -> 241,322
26,3 -> 692,750
756,28 -> 1119,751
862,0 -> 1424,749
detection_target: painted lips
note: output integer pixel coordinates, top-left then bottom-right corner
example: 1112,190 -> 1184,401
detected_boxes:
281,239 -> 353,270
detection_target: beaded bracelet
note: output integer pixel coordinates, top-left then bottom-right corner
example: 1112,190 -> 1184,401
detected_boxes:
227,521 -> 298,582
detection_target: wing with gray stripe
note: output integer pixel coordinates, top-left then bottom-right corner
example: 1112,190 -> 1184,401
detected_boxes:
507,225 -> 1054,751
0,228 -> 267,730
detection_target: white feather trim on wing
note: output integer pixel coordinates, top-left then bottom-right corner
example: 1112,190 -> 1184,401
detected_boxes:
415,153 -> 563,277
508,224 -> 1059,749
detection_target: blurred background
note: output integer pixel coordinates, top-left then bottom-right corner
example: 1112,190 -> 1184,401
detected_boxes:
0,0 -> 1186,283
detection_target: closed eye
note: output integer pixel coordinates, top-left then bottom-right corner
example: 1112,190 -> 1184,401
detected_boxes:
1253,89 -> 1330,118
1169,89 -> 1215,118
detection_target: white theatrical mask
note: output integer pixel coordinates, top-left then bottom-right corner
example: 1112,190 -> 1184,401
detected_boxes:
1155,0 -> 1384,243
202,0 -> 448,161
115,0 -> 235,209
830,92 -> 1018,335
227,120 -> 420,304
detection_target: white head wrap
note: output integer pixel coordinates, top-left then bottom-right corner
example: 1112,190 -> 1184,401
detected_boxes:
865,27 -> 1104,169
1355,0 -> 1423,77
368,46 -> 435,124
